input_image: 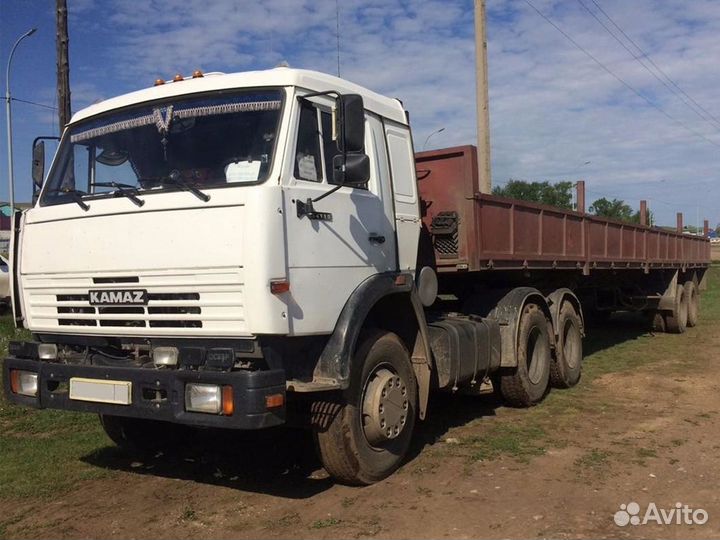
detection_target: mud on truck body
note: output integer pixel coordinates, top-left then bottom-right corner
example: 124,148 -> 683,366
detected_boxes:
3,68 -> 711,485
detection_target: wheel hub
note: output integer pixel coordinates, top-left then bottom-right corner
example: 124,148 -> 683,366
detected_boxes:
362,368 -> 409,446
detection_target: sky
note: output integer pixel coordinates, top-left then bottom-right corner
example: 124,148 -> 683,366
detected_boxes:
1,0 -> 718,228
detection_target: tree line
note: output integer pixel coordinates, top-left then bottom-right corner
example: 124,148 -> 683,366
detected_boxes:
492,180 -> 653,225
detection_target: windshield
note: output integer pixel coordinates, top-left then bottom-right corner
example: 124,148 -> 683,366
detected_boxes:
41,89 -> 283,206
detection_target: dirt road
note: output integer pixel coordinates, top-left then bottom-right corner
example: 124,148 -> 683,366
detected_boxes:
2,283 -> 720,539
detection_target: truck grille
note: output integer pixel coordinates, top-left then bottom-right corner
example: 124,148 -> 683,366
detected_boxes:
56,293 -> 203,328
24,268 -> 248,337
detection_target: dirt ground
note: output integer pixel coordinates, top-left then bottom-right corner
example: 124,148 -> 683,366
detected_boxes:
711,245 -> 720,262
2,313 -> 720,539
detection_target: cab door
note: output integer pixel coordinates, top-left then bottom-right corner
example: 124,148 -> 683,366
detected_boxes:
282,95 -> 396,335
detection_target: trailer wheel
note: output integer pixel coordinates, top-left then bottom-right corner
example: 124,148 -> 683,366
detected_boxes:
550,302 -> 583,388
684,281 -> 699,327
99,415 -> 187,455
313,329 -> 417,485
665,284 -> 688,334
500,303 -> 551,406
646,310 -> 666,333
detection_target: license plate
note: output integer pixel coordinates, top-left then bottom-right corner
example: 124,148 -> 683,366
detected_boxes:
69,378 -> 132,405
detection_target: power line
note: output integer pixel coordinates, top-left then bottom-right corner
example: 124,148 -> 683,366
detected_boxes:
588,0 -> 720,128
523,0 -> 720,149
577,0 -> 720,132
11,97 -> 58,111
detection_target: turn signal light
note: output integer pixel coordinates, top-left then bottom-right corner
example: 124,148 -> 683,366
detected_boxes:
270,280 -> 290,294
265,393 -> 284,409
222,386 -> 234,416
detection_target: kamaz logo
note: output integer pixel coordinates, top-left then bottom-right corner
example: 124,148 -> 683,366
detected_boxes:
88,289 -> 148,305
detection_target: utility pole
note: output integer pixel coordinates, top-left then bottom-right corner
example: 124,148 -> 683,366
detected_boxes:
56,0 -> 71,130
474,0 -> 491,194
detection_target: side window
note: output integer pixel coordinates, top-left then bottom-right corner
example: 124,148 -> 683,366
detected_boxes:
321,111 -> 342,185
294,102 -> 322,182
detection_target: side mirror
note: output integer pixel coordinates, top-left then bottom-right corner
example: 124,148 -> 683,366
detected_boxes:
333,153 -> 370,187
32,140 -> 45,189
336,94 -> 365,153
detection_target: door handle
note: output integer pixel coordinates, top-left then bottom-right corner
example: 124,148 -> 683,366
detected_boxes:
369,234 -> 386,244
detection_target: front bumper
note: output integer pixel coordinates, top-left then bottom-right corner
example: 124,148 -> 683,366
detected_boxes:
2,357 -> 286,430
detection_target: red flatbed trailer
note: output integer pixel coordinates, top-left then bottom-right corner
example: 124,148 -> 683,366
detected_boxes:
416,145 -> 710,274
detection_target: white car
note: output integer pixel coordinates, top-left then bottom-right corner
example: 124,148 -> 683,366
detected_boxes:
0,254 -> 10,307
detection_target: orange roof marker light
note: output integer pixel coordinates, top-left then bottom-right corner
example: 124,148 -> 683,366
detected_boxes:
172,73 -> 184,82
192,70 -> 204,78
153,78 -> 165,86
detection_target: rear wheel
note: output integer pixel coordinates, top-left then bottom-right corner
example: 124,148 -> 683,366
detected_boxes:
665,284 -> 688,334
499,303 -> 551,407
314,329 -> 418,485
684,281 -> 699,327
550,302 -> 583,388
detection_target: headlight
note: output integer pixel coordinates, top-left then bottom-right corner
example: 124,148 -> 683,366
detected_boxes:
185,383 -> 233,415
38,343 -> 58,360
153,346 -> 179,366
10,370 -> 38,397
185,383 -> 221,414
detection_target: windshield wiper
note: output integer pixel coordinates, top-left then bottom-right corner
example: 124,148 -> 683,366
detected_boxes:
90,181 -> 145,207
46,188 -> 90,211
161,170 -> 211,202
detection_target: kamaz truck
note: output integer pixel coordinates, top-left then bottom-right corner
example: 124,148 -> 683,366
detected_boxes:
3,68 -> 710,484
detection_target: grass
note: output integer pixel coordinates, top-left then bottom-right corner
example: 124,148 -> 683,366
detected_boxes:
0,267 -> 718,505
310,517 -> 342,529
433,265 -> 720,466
574,448 -> 611,470
0,316 -> 111,501
461,424 -> 547,463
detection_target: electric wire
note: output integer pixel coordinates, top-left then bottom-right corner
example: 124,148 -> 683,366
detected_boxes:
577,0 -> 720,131
524,0 -> 720,149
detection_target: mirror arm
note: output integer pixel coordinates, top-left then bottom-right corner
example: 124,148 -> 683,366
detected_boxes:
313,183 -> 342,203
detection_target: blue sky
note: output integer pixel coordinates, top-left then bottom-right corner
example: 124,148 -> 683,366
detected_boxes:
1,0 -> 719,228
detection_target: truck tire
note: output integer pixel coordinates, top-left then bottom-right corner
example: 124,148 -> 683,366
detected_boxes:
684,281 -> 699,327
646,310 -> 666,333
99,415 -> 186,455
549,302 -> 583,388
499,303 -> 551,406
665,284 -> 688,334
313,329 -> 417,485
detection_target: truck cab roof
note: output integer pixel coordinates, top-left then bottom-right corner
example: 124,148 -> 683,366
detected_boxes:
69,67 -> 408,126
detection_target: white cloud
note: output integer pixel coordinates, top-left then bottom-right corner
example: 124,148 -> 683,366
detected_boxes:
58,0 -> 720,225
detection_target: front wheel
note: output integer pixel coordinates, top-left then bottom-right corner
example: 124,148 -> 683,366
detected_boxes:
99,415 -> 188,455
313,329 -> 418,485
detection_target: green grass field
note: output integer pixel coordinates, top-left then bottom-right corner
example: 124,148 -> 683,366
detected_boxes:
1,266 -> 718,503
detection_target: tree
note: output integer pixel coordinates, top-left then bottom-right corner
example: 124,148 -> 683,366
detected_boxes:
589,197 -> 635,222
492,180 -> 574,210
588,198 -> 653,225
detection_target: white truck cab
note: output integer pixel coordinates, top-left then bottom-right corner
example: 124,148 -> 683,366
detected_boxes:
5,68 -> 429,485
19,68 -> 420,338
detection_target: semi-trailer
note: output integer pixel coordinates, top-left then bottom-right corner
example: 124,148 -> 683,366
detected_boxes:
3,68 -> 710,485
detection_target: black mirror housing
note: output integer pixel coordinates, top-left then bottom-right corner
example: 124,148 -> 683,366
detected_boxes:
32,141 -> 45,188
333,153 -> 370,187
337,94 -> 365,153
